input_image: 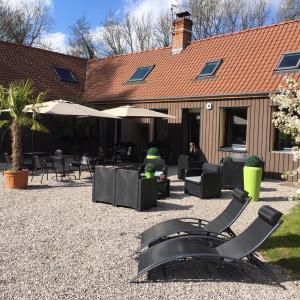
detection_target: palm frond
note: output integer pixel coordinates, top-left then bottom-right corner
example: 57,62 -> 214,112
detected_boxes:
0,120 -> 9,128
30,119 -> 49,133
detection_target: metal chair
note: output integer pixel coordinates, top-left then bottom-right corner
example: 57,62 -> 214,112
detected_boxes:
31,156 -> 58,183
70,155 -> 93,179
54,149 -> 63,156
3,152 -> 11,172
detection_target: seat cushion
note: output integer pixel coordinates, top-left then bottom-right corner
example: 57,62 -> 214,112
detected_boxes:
185,176 -> 202,184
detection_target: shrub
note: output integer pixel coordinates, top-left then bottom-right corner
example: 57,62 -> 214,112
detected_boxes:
147,147 -> 160,157
245,156 -> 262,168
222,156 -> 233,163
145,163 -> 155,174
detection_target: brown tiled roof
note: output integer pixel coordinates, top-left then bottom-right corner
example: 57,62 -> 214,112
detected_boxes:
83,20 -> 300,103
0,41 -> 87,100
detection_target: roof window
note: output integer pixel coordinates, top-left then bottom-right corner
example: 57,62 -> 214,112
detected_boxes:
55,67 -> 78,83
276,52 -> 300,71
197,60 -> 222,78
128,66 -> 154,82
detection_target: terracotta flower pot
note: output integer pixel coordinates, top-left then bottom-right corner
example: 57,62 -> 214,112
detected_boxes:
4,170 -> 29,189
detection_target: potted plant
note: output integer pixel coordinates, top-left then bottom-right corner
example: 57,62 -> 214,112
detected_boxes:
145,163 -> 155,178
0,80 -> 48,189
146,147 -> 160,159
220,156 -> 232,163
243,156 -> 263,201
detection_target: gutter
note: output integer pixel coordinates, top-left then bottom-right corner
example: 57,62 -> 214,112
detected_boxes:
85,92 -> 270,105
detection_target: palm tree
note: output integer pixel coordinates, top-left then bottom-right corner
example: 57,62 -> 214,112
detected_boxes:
0,80 -> 48,171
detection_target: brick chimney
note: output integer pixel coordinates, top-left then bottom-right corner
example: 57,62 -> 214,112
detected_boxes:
172,11 -> 193,55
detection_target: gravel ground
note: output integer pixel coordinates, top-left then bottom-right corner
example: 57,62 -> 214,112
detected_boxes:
0,167 -> 299,299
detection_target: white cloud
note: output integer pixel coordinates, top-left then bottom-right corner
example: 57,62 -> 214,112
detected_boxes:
270,0 -> 282,9
2,0 -> 53,9
41,32 -> 67,53
124,0 -> 183,19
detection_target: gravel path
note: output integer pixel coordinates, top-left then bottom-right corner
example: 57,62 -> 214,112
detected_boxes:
0,168 -> 299,299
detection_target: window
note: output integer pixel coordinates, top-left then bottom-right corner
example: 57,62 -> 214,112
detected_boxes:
223,108 -> 248,149
197,60 -> 222,78
128,66 -> 154,82
55,67 -> 78,83
276,52 -> 300,71
274,129 -> 296,150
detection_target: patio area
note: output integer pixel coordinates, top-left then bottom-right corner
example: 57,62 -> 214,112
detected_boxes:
0,168 -> 299,299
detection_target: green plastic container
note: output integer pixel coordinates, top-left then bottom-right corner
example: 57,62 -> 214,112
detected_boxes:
243,166 -> 262,201
146,155 -> 160,159
145,172 -> 155,178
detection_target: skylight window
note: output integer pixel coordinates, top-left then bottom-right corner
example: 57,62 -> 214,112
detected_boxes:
276,52 -> 300,71
128,66 -> 154,82
197,60 -> 222,78
55,67 -> 78,83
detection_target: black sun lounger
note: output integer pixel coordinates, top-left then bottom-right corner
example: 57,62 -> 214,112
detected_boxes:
137,189 -> 250,251
131,205 -> 283,284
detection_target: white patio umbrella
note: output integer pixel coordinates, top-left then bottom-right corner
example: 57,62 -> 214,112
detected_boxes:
24,99 -> 119,118
101,105 -> 175,119
1,99 -> 118,153
101,106 -> 175,162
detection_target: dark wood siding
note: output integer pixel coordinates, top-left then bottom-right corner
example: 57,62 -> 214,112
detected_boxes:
96,96 -> 298,181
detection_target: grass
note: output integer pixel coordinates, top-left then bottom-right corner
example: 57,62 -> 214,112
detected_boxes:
260,203 -> 300,277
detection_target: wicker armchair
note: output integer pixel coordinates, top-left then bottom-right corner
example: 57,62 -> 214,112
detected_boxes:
184,163 -> 221,198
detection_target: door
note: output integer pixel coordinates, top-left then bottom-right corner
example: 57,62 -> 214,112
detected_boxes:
182,109 -> 201,155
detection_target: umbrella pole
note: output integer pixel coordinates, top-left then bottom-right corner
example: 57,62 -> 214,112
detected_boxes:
31,131 -> 34,152
114,119 -> 118,165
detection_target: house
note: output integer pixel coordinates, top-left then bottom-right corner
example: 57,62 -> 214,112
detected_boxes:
1,12 -> 300,179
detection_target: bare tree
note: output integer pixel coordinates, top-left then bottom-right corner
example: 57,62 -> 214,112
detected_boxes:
277,0 -> 300,21
134,14 -> 155,51
68,15 -> 99,59
100,13 -> 125,56
154,12 -> 173,47
223,0 -> 241,32
121,13 -> 135,53
0,0 -> 51,47
239,0 -> 270,29
187,0 -> 270,38
188,0 -> 225,39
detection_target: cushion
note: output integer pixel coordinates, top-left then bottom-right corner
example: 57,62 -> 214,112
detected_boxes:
185,176 -> 202,184
202,163 -> 219,174
232,189 -> 248,203
258,205 -> 283,226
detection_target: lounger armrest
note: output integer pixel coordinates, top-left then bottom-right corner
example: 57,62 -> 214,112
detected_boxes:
171,217 -> 209,225
185,168 -> 203,177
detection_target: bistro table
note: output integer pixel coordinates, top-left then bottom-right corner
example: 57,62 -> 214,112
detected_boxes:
23,152 -> 48,157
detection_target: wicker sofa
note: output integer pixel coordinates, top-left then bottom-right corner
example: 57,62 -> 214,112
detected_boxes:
92,166 -> 157,211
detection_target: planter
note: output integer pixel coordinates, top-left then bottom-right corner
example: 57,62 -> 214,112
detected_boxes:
4,170 -> 29,189
243,166 -> 262,201
146,155 -> 160,159
145,172 -> 155,179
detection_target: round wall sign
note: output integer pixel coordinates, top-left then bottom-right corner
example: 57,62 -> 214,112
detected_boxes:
206,102 -> 213,110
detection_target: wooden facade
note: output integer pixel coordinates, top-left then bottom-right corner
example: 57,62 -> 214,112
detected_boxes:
95,94 -> 297,181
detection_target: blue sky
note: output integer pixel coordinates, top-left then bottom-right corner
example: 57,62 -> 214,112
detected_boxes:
51,0 -> 124,34
5,0 -> 282,52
